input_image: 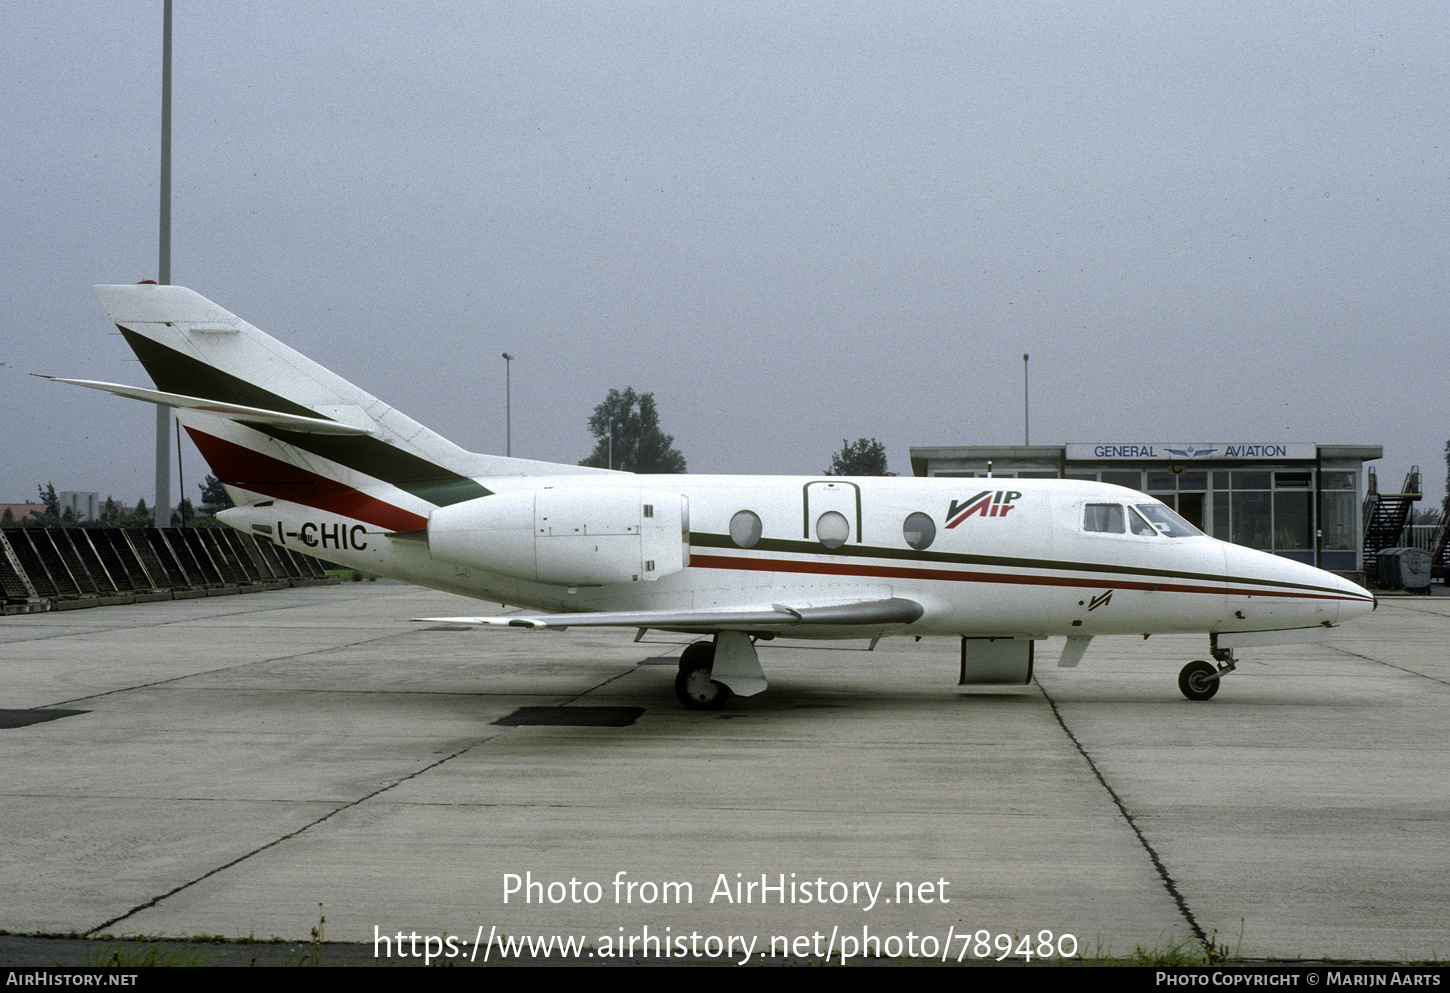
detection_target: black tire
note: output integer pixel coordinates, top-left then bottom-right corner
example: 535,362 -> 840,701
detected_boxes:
1178,660 -> 1220,701
675,642 -> 732,710
678,641 -> 714,673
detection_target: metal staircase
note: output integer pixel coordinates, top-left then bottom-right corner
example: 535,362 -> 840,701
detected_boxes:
1362,466 -> 1421,583
1430,511 -> 1450,582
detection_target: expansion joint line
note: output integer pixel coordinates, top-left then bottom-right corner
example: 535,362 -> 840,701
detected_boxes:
1033,678 -> 1209,949
86,735 -> 494,936
1327,644 -> 1450,688
561,665 -> 642,705
48,628 -> 413,711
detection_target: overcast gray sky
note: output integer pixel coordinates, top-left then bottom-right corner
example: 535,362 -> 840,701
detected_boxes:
4,1 -> 1446,509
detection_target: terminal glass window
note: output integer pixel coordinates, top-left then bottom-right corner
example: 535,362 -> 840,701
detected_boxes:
1274,490 -> 1313,550
1230,490 -> 1273,549
1215,469 -> 1335,561
1212,491 -> 1231,542
1318,473 -> 1358,571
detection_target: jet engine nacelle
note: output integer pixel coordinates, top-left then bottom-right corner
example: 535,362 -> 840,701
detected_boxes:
958,638 -> 1034,685
428,486 -> 690,586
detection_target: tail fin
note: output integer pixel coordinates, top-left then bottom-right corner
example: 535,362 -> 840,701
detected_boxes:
80,283 -> 602,528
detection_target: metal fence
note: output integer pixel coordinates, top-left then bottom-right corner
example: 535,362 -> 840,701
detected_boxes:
0,526 -> 335,613
1398,523 -> 1440,552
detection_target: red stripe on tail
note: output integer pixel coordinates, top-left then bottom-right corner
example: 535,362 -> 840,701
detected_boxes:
186,428 -> 430,532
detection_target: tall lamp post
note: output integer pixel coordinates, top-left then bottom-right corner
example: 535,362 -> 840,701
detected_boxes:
154,0 -> 173,524
1023,353 -> 1030,446
501,352 -> 514,457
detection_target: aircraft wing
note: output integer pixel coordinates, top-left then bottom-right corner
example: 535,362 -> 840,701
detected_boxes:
37,376 -> 376,436
417,597 -> 924,631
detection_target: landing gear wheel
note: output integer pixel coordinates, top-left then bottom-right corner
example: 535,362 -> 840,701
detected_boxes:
1178,660 -> 1220,701
675,642 -> 732,710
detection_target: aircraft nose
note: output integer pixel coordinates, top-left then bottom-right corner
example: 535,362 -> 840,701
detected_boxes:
1221,543 -> 1375,629
1336,575 -> 1376,623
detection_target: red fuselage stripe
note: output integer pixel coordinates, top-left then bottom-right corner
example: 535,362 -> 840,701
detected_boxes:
185,428 -> 429,532
688,553 -> 1360,603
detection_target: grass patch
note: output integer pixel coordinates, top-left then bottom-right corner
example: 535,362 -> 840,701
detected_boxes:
325,569 -> 379,582
81,942 -> 217,968
1080,924 -> 1243,967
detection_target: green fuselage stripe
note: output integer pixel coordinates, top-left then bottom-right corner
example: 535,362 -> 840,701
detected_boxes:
687,532 -> 1352,599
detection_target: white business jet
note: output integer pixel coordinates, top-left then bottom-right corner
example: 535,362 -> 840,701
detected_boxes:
49,283 -> 1375,709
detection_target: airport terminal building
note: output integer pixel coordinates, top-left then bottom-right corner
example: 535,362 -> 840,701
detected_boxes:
909,442 -> 1381,575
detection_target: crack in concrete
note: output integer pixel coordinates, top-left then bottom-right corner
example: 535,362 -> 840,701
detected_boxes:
1033,677 -> 1209,949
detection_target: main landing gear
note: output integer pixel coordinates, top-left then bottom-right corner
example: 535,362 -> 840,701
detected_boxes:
1177,646 -> 1238,701
675,641 -> 733,710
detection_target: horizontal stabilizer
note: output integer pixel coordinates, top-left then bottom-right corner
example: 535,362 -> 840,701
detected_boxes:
417,597 -> 924,632
38,376 -> 375,436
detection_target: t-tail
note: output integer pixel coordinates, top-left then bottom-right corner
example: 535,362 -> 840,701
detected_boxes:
50,283 -> 606,532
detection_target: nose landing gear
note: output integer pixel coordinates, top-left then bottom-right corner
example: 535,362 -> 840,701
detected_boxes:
1178,660 -> 1220,700
1178,646 -> 1238,701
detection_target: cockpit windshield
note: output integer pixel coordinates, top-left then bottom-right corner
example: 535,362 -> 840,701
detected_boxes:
1128,506 -> 1157,536
1083,502 -> 1203,538
1134,503 -> 1202,538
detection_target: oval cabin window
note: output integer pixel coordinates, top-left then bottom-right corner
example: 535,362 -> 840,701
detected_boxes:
729,510 -> 763,549
815,511 -> 850,549
903,512 -> 936,550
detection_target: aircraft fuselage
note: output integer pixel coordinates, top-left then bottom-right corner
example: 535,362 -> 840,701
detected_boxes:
221,473 -> 1372,641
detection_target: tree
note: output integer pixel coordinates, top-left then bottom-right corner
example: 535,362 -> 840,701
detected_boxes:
579,388 -> 686,474
37,482 -> 60,519
825,438 -> 894,477
200,475 -> 234,515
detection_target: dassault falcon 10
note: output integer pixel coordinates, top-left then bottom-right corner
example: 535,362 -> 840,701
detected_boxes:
51,283 -> 1376,709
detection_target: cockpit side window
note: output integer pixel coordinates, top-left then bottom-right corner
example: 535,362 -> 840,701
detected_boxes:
1083,504 -> 1125,533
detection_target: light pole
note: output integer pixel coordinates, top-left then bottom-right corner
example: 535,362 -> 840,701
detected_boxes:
501,353 -> 514,457
1023,353 -> 1030,446
154,0 -> 173,524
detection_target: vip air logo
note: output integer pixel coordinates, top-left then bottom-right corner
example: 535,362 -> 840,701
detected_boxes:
945,490 -> 1021,528
1087,590 -> 1114,611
